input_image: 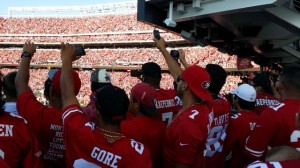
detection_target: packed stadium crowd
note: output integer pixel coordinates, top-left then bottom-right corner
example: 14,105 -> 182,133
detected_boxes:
0,46 -> 239,68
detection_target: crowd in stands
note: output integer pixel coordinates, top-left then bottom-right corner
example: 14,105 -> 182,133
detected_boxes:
0,14 -> 153,34
0,46 -> 241,68
0,67 -> 241,106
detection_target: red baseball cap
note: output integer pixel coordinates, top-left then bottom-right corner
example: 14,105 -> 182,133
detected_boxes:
131,83 -> 157,115
51,69 -> 81,96
181,65 -> 212,101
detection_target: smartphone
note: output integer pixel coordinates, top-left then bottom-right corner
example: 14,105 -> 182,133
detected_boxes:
75,46 -> 86,56
170,50 -> 180,59
153,29 -> 161,40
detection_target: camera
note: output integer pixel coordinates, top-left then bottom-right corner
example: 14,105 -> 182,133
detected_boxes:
75,46 -> 86,57
130,70 -> 142,77
170,50 -> 180,59
153,29 -> 160,40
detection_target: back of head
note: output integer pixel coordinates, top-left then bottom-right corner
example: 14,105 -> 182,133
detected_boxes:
280,64 -> 300,92
51,69 -> 81,96
230,84 -> 256,110
90,69 -> 112,92
131,83 -> 157,116
252,73 -> 272,94
266,146 -> 300,161
205,64 -> 227,95
0,73 -> 5,115
95,85 -> 129,125
3,71 -> 17,99
141,62 -> 162,87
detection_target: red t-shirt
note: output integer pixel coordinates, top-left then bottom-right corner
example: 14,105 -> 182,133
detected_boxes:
164,104 -> 212,168
254,92 -> 280,115
245,99 -> 300,160
121,115 -> 166,168
154,89 -> 182,126
62,104 -> 152,168
245,160 -> 300,168
0,112 -> 42,168
0,158 -> 9,168
17,91 -> 66,167
224,111 -> 259,168
204,95 -> 231,168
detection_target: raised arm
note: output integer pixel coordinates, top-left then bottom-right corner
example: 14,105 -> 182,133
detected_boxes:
60,43 -> 79,109
178,49 -> 190,69
153,37 -> 182,80
15,42 -> 36,96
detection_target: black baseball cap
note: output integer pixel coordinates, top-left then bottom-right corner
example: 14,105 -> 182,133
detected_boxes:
95,85 -> 129,121
252,73 -> 270,91
141,62 -> 162,79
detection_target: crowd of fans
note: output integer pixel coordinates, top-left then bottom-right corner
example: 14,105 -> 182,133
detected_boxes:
0,46 -> 242,68
0,67 -> 241,106
0,14 -> 153,34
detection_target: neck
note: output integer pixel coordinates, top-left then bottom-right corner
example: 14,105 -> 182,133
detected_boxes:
281,90 -> 300,100
99,122 -> 121,133
5,97 -> 17,102
182,90 -> 202,108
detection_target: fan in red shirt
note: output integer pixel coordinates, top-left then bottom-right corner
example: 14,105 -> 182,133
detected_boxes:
154,37 -> 213,168
135,62 -> 182,127
15,42 -> 81,168
249,73 -> 280,115
83,69 -> 112,123
244,64 -> 300,162
60,43 -> 152,168
0,71 -> 42,168
224,84 -> 259,168
201,64 -> 231,168
121,82 -> 166,168
245,160 -> 300,168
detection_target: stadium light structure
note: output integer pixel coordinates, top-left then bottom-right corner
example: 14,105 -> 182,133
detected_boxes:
164,1 -> 177,28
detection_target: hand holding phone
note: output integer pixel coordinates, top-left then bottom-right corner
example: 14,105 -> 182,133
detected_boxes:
153,29 -> 161,40
75,46 -> 86,57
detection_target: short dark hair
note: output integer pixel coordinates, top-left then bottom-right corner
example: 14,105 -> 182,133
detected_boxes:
205,64 -> 227,94
95,85 -> 129,125
281,64 -> 300,92
238,97 -> 255,110
3,71 -> 17,98
91,82 -> 112,92
0,73 -> 5,115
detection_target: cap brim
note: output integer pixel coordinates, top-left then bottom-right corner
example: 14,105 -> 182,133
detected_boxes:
230,89 -> 237,95
189,85 -> 212,101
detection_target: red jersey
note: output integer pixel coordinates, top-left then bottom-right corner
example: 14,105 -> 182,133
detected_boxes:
245,99 -> 300,160
0,158 -> 9,168
0,112 -> 42,168
254,92 -> 280,115
154,89 -> 182,126
245,160 -> 300,168
164,104 -> 212,168
224,111 -> 259,168
17,91 -> 66,167
121,115 -> 166,168
62,105 -> 152,168
204,95 -> 231,168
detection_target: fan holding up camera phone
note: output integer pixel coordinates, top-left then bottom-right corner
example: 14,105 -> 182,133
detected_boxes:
153,28 -> 160,40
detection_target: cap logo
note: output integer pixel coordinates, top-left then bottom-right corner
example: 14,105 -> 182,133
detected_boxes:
201,81 -> 210,89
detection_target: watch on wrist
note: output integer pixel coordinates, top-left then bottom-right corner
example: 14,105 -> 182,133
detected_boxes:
21,51 -> 32,58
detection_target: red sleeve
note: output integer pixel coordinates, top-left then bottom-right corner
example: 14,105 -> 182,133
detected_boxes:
174,120 -> 206,165
17,91 -> 49,133
0,158 -> 9,168
244,109 -> 278,159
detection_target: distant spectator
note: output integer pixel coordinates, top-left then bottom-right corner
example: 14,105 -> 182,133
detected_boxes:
3,71 -> 18,115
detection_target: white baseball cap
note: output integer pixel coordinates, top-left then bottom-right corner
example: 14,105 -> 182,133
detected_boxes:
91,69 -> 111,83
230,84 -> 256,102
